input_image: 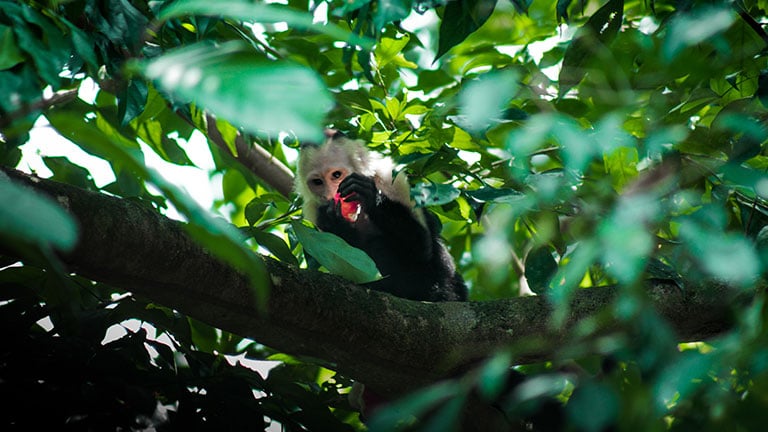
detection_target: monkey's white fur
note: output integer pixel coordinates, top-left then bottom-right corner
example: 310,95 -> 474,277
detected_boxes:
295,135 -> 412,224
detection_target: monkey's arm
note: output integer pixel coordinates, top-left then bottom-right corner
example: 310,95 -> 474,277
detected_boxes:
338,174 -> 434,260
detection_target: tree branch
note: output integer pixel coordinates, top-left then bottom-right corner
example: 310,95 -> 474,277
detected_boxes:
1,167 -> 743,399
204,114 -> 295,197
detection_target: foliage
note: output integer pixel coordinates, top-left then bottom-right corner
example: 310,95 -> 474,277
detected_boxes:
1,0 -> 768,430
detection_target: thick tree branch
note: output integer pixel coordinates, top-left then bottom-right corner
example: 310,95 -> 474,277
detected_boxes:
1,168 -> 742,400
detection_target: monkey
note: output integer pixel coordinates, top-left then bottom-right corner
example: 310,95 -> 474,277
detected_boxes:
295,130 -> 467,302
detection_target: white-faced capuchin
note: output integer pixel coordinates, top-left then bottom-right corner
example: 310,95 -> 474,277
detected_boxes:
295,130 -> 467,302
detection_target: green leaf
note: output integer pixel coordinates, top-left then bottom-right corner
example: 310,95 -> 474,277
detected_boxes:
140,42 -> 333,142
60,17 -> 98,68
510,0 -> 531,14
599,195 -> 657,284
559,0 -> 624,94
368,381 -> 460,432
477,351 -> 512,400
679,214 -> 761,286
0,25 -> 24,70
549,240 -> 599,326
458,70 -> 519,133
374,0 -> 413,30
0,171 -> 78,251
603,146 -> 639,191
292,221 -> 381,284
42,157 -> 98,191
663,7 -> 735,61
566,381 -> 619,432
436,0 -> 498,60
158,0 -> 373,48
412,182 -> 461,207
464,187 -> 523,202
250,229 -> 298,267
525,246 -> 558,294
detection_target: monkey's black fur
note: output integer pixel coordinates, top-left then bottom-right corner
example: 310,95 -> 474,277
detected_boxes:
316,173 -> 467,302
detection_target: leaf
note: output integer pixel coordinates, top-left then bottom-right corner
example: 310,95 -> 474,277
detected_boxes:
510,0 -> 532,14
566,381 -> 619,432
477,351 -> 513,400
291,221 -> 381,284
367,381 -> 460,432
376,34 -> 416,69
0,171 -> 78,251
412,183 -> 461,207
374,0 -> 413,30
663,7 -> 735,61
464,187 -> 523,202
140,42 -> 333,142
250,229 -> 298,267
159,0 -> 373,48
118,80 -> 148,126
436,0 -> 498,60
549,240 -> 599,327
559,0 -> 624,94
458,70 -> 519,133
0,25 -> 24,70
525,246 -> 558,294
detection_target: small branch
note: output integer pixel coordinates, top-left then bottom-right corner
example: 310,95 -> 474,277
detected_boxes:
204,114 -> 295,197
0,88 -> 79,131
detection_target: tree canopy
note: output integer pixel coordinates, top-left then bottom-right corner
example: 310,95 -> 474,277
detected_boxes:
1,0 -> 768,430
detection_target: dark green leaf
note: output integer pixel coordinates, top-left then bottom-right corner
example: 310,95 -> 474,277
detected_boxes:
42,157 -> 98,191
375,0 -> 413,30
559,0 -> 624,94
566,382 -> 619,432
525,247 -> 558,294
251,229 -> 299,266
436,0 -> 498,60
368,381 -> 460,432
292,221 -> 380,284
510,0 -> 531,14
118,80 -> 148,126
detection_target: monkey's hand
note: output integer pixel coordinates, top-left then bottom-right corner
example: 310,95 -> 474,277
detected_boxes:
337,173 -> 380,213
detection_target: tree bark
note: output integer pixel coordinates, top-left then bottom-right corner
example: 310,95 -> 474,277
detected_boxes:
0,167 -> 743,400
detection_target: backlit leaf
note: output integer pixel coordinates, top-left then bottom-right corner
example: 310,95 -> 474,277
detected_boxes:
159,0 -> 373,48
140,42 -> 333,142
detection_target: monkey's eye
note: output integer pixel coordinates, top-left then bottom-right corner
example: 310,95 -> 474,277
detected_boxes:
310,179 -> 323,186
332,170 -> 343,179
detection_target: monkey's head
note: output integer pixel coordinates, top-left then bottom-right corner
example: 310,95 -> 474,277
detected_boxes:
295,130 -> 411,224
297,130 -> 371,202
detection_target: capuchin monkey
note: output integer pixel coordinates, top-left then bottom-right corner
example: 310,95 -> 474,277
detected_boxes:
295,130 -> 467,302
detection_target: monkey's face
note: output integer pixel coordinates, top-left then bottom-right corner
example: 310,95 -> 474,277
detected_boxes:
306,165 -> 351,201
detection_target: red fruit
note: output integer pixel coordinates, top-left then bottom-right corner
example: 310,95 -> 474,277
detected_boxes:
333,192 -> 361,222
